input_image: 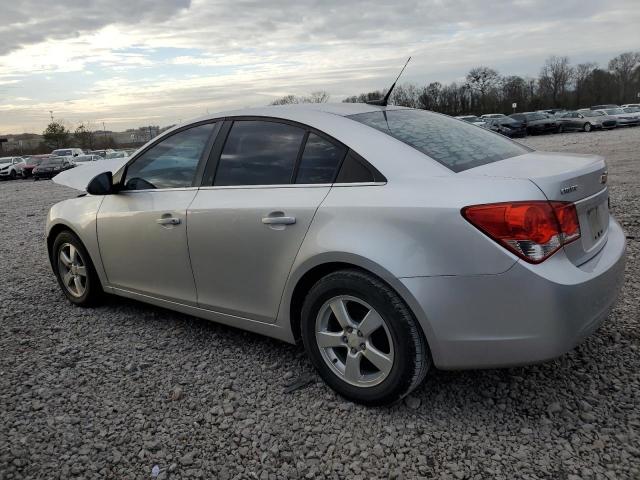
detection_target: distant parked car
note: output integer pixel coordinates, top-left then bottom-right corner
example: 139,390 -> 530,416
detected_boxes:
621,103 -> 640,109
455,115 -> 487,127
509,112 -> 558,135
88,149 -> 116,158
480,113 -> 508,119
52,148 -> 84,158
596,108 -> 640,127
557,110 -> 617,132
484,117 -> 527,137
590,104 -> 618,110
622,106 -> 640,119
21,155 -> 52,177
105,151 -> 128,159
74,154 -> 103,164
0,157 -> 26,180
33,157 -> 75,180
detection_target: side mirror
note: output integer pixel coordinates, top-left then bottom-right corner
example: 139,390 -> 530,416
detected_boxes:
87,171 -> 114,195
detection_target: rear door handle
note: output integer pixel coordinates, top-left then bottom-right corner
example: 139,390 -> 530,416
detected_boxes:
262,215 -> 296,225
156,217 -> 181,226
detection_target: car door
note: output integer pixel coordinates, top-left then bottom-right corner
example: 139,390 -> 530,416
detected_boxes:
97,122 -> 218,305
187,119 -> 347,322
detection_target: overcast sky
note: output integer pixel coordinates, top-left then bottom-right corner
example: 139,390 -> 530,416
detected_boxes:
1,0 -> 639,134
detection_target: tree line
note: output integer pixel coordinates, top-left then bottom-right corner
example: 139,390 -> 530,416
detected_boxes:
273,52 -> 640,116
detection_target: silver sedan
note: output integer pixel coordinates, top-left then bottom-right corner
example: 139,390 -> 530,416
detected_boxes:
46,104 -> 626,405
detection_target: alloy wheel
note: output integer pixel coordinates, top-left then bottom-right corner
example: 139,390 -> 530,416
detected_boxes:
58,243 -> 88,298
315,295 -> 394,387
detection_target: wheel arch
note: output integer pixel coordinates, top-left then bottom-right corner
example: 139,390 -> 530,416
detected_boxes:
283,253 -> 438,357
46,221 -> 108,292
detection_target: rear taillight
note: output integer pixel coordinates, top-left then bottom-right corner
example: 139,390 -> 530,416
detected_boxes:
461,201 -> 581,263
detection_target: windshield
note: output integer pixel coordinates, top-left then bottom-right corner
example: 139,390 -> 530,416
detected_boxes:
525,113 -> 546,121
27,157 -> 46,165
460,116 -> 482,122
0,157 -> 14,163
624,107 -> 640,113
348,109 -> 530,173
605,108 -> 624,115
106,152 -> 125,159
52,149 -> 72,156
583,111 -> 603,117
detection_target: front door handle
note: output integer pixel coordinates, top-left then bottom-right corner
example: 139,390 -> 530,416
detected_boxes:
156,217 -> 181,226
262,215 -> 296,225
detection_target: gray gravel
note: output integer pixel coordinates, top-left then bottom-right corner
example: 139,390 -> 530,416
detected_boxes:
1,127 -> 639,479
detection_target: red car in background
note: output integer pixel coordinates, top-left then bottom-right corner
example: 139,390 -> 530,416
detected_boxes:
21,155 -> 52,178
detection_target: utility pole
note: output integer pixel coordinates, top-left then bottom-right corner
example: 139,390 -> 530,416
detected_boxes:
102,121 -> 107,148
49,111 -> 54,122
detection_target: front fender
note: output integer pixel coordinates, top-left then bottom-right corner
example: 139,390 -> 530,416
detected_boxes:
46,196 -> 110,290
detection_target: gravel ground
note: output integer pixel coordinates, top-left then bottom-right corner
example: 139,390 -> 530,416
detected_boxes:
1,127 -> 639,480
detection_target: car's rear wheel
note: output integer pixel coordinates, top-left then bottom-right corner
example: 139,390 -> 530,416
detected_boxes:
301,269 -> 430,405
583,122 -> 592,132
9,170 -> 16,180
52,230 -> 103,306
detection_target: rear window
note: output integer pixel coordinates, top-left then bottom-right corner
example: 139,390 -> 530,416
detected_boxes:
348,109 -> 530,173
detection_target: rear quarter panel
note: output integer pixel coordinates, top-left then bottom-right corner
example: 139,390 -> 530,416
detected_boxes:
277,174 -> 547,333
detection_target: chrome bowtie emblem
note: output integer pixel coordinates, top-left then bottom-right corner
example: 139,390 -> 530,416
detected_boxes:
560,185 -> 578,195
600,171 -> 608,184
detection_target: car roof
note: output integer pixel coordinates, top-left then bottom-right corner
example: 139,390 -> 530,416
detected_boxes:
145,103 -> 452,179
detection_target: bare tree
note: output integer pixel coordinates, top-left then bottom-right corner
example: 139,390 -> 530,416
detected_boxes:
573,62 -> 598,108
465,67 -> 500,113
539,56 -> 573,107
74,123 -> 95,150
608,52 -> 640,103
270,90 -> 330,105
390,84 -> 419,108
306,91 -> 330,103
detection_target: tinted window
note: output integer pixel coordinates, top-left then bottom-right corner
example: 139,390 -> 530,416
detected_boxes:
335,152 -> 375,183
124,123 -> 214,190
215,121 -> 304,186
295,133 -> 346,184
348,110 -> 530,173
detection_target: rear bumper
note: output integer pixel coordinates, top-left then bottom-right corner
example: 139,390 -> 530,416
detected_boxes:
402,217 -> 626,369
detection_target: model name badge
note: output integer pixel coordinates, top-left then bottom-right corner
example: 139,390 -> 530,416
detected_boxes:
600,171 -> 608,184
560,185 -> 578,195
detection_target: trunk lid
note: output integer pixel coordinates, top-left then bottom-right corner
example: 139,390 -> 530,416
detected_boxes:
462,151 -> 609,266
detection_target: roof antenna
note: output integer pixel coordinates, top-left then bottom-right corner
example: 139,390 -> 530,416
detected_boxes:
367,57 -> 412,106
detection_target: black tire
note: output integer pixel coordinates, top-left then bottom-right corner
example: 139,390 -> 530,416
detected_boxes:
301,269 -> 430,406
557,125 -> 564,133
9,170 -> 16,180
583,122 -> 592,132
51,230 -> 103,306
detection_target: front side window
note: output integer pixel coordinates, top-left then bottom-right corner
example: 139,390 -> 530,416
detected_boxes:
214,121 -> 305,186
348,109 -> 530,173
295,133 -> 346,184
124,123 -> 215,190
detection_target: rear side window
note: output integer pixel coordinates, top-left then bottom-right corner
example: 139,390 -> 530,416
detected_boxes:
295,133 -> 346,184
348,109 -> 530,173
215,121 -> 305,186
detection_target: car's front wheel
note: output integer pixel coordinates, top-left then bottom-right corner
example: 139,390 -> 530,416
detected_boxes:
52,230 -> 103,306
301,269 -> 430,405
583,122 -> 592,132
